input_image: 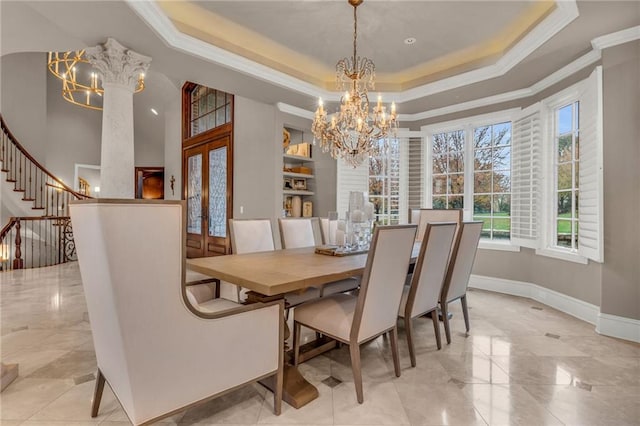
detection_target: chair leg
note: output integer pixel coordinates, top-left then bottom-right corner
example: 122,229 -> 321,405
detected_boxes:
461,295 -> 470,332
91,369 -> 106,418
273,355 -> 284,415
349,343 -> 364,404
404,317 -> 417,368
441,301 -> 452,344
431,309 -> 442,350
293,321 -> 302,366
389,327 -> 401,377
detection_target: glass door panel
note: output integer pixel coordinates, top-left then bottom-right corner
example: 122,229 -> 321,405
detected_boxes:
187,153 -> 203,235
208,146 -> 227,238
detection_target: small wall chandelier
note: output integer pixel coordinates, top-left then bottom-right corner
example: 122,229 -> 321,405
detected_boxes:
312,0 -> 397,168
47,50 -> 145,111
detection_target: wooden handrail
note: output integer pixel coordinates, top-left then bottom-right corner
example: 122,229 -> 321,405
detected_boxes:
0,217 -> 18,241
0,114 -> 89,200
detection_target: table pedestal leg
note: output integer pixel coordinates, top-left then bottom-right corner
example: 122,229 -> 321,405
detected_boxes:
247,291 -> 319,409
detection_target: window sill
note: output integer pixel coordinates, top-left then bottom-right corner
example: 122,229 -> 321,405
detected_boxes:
535,247 -> 588,264
478,241 -> 521,252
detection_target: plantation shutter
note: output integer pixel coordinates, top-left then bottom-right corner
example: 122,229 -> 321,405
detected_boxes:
577,66 -> 604,262
407,136 -> 424,213
336,158 -> 368,217
511,102 -> 543,248
398,137 -> 409,223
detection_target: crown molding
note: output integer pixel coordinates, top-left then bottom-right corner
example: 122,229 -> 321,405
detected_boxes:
276,102 -> 314,120
591,25 -> 640,50
280,46 -> 601,123
126,0 -> 334,100
127,0 -> 578,104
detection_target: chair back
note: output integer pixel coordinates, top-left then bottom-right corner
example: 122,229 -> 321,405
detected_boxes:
442,221 -> 483,303
229,218 -> 275,254
409,209 -> 421,225
415,208 -> 462,242
405,223 -> 457,318
320,218 -> 330,244
70,200 -> 282,424
352,225 -> 417,343
278,217 -> 321,248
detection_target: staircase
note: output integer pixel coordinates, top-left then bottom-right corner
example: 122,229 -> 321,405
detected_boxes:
0,114 -> 90,270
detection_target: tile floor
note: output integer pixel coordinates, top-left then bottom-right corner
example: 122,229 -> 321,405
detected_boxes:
1,263 -> 639,425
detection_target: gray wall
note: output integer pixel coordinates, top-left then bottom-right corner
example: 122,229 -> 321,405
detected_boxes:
163,97 -> 182,200
1,52 -> 48,161
234,96 -> 278,218
600,41 -> 640,320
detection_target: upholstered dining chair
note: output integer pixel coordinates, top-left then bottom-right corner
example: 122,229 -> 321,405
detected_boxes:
440,221 -> 483,344
293,225 -> 418,403
278,217 -> 359,298
228,218 -> 277,302
320,217 -> 330,244
398,223 -> 457,365
70,200 -> 283,425
412,208 -> 463,242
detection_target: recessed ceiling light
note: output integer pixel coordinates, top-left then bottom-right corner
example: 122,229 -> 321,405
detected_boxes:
404,37 -> 416,45
150,108 -> 158,116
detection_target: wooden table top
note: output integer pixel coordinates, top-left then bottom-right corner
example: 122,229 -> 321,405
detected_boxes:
187,244 -> 421,297
187,247 -> 366,296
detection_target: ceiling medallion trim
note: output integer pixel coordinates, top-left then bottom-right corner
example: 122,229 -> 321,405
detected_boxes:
127,0 -> 578,104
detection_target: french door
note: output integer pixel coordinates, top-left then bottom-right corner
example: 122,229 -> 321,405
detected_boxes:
184,135 -> 232,257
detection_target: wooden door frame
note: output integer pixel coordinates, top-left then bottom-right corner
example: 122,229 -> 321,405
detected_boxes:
182,82 -> 234,258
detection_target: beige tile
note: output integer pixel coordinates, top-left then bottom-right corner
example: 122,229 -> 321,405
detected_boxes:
333,381 -> 409,425
20,421 -> 100,425
395,381 -> 486,426
524,384 -> 638,426
505,336 -> 589,357
28,380 -> 119,422
179,384 -> 265,424
27,350 -> 96,380
0,378 -> 74,420
492,356 -> 574,385
463,384 -> 563,425
1,349 -> 69,377
327,341 -> 394,384
435,352 -> 511,385
561,335 -> 640,357
258,383 -> 333,424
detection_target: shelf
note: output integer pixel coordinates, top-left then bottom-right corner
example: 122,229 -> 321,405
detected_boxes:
283,190 -> 315,196
283,171 -> 315,179
283,154 -> 314,163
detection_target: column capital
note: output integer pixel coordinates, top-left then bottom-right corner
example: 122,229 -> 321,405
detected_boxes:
86,38 -> 151,91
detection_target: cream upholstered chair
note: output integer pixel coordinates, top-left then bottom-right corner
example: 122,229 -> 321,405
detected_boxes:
278,217 -> 359,298
70,200 -> 283,425
228,218 -> 277,302
319,217 -> 330,244
440,221 -> 483,344
293,225 -> 417,403
398,223 -> 457,365
412,208 -> 462,242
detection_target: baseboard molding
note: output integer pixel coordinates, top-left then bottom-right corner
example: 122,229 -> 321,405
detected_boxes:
596,313 -> 640,343
469,275 -> 640,343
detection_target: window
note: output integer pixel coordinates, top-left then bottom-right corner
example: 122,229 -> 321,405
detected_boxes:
473,123 -> 512,240
554,102 -> 580,250
189,86 -> 232,136
432,130 -> 465,209
426,117 -> 513,243
369,139 -> 401,224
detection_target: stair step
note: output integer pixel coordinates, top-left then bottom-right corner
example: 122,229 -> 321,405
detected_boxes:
32,207 -> 45,210
13,189 -> 25,193
22,198 -> 36,201
6,179 -> 16,182
1,169 -> 9,172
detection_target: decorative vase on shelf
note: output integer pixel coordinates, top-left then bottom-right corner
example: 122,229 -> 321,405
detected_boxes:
292,196 -> 302,217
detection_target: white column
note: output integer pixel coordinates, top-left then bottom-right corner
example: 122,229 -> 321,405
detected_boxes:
86,38 -> 151,199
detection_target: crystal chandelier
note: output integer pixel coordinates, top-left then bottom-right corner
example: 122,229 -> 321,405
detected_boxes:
47,50 -> 145,111
312,0 -> 398,168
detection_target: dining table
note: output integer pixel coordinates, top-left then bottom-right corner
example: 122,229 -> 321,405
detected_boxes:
186,244 -> 421,409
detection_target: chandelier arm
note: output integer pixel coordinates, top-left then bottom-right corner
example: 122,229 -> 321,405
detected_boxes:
353,3 -> 358,67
